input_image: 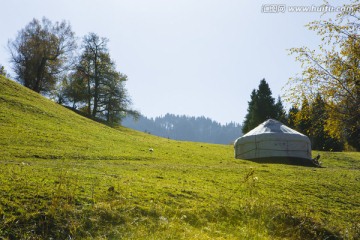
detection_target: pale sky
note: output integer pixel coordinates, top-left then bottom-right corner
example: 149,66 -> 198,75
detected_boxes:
0,0 -> 349,124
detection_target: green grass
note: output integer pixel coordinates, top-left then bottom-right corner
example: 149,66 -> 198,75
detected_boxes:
0,75 -> 359,239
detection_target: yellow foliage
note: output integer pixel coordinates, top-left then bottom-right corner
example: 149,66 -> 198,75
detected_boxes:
285,1 -> 360,146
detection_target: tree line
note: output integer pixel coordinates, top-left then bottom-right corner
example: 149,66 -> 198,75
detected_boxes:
243,78 -> 346,151
6,17 -> 138,123
243,1 -> 360,152
286,1 -> 360,151
122,113 -> 242,144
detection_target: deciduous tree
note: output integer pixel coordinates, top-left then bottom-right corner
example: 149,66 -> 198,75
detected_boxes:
8,17 -> 76,93
66,33 -> 138,123
287,105 -> 299,129
286,1 -> 360,150
309,94 -> 344,151
295,97 -> 311,136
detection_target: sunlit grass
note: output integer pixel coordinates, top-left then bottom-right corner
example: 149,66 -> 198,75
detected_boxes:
0,76 -> 359,239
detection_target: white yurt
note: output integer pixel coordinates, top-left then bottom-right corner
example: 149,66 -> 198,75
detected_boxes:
234,119 -> 312,164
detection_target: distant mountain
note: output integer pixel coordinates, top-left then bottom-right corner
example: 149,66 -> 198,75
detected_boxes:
122,113 -> 242,144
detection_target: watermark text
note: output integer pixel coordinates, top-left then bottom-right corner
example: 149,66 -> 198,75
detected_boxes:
261,4 -> 353,13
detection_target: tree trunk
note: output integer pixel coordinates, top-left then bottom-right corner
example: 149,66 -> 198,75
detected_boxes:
34,57 -> 47,93
92,52 -> 98,118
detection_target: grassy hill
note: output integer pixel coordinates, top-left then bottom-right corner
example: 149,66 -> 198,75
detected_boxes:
0,75 -> 359,239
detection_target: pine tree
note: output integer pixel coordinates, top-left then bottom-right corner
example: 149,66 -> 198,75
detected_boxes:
242,79 -> 280,134
256,79 -> 276,121
275,96 -> 287,124
242,89 -> 258,134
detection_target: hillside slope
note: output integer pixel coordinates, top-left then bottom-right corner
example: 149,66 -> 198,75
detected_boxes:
0,76 -> 230,162
0,76 -> 359,239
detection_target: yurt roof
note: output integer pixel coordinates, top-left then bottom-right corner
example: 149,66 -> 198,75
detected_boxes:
243,119 -> 305,137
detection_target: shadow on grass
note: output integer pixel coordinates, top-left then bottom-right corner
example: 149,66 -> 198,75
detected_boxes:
270,211 -> 342,240
240,157 -> 322,168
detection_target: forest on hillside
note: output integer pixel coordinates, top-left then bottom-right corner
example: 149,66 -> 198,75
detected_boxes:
122,114 -> 242,144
